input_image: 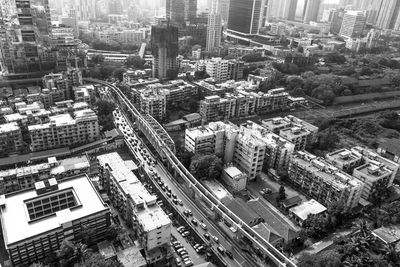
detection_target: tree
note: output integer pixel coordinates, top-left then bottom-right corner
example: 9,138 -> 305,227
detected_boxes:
298,251 -> 341,267
95,100 -> 116,116
91,54 -> 105,65
179,151 -> 193,169
278,186 -> 286,201
125,56 -> 145,69
316,130 -> 340,150
242,53 -> 268,62
58,240 -> 79,267
311,84 -> 336,105
303,214 -> 330,239
76,252 -> 123,267
392,75 -> 400,87
113,68 -> 126,81
104,224 -> 122,241
189,154 -> 223,180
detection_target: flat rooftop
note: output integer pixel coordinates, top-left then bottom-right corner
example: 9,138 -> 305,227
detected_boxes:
0,175 -> 108,246
0,122 -> 20,134
290,199 -> 327,221
326,148 -> 362,165
280,126 -> 309,139
224,166 -> 243,178
354,163 -> 392,180
50,156 -> 90,175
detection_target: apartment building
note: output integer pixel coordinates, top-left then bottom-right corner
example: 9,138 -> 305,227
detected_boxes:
238,121 -> 295,178
288,151 -> 363,209
0,156 -> 90,194
0,176 -> 110,266
97,153 -> 171,264
0,122 -> 25,157
28,109 -> 100,152
206,57 -> 229,82
184,121 -> 239,161
139,88 -> 167,121
199,95 -> 236,123
327,146 -> 399,200
351,146 -> 399,200
74,84 -> 95,104
279,127 -> 310,151
326,148 -> 363,173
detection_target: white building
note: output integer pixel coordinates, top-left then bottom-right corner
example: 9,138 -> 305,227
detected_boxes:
97,152 -> 171,263
28,109 -> 100,152
222,165 -> 247,192
339,10 -> 366,38
0,122 -> 24,157
139,88 -> 167,121
74,84 -> 95,104
205,58 -> 229,82
0,175 -> 110,266
289,199 -> 327,226
206,0 -> 222,52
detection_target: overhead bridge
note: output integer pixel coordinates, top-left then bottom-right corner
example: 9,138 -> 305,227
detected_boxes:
84,78 -> 297,267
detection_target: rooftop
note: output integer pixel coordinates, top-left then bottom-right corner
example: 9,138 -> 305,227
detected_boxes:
0,175 -> 108,246
50,156 -> 90,175
0,122 -> 20,134
289,199 -> 327,221
226,198 -> 261,226
326,148 -> 363,165
224,166 -> 244,178
372,225 -> 400,244
280,126 -> 309,139
203,180 -> 233,205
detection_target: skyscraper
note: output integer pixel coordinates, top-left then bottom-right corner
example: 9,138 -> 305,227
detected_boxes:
330,9 -> 345,34
220,0 -> 230,23
339,10 -> 366,38
227,0 -> 264,35
206,0 -> 222,52
0,0 -> 54,75
273,0 -> 298,20
303,0 -> 321,23
167,0 -> 197,24
151,25 -> 179,80
375,0 -> 400,30
74,0 -> 96,21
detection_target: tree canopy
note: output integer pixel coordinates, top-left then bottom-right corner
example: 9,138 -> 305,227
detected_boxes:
189,154 -> 223,180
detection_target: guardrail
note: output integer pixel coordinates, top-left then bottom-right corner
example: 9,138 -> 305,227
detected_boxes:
85,78 -> 297,267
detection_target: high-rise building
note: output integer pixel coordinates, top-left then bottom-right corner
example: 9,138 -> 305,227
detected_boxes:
108,0 -> 123,14
206,0 -> 222,52
277,0 -> 298,20
339,10 -> 366,38
329,9 -> 345,34
375,0 -> 400,30
167,0 -> 197,24
303,0 -> 321,23
227,0 -> 264,35
151,24 -> 179,80
74,0 -> 96,21
220,0 -> 230,23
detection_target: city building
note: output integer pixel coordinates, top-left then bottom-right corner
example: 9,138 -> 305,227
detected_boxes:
326,148 -> 363,173
222,165 -> 248,192
0,175 -> 110,266
330,9 -> 345,34
139,88 -> 167,121
279,126 -> 310,151
375,0 -> 400,30
166,0 -> 197,24
205,58 -> 229,82
28,109 -> 100,152
199,95 -> 236,123
0,122 -> 25,157
339,10 -> 366,38
74,85 -> 96,104
227,0 -> 264,35
0,156 -> 90,194
151,25 -> 179,80
302,0 -> 321,23
97,152 -> 171,264
377,138 -> 400,164
289,199 -> 327,226
206,0 -> 222,52
288,151 -> 364,209
184,121 -> 239,162
203,180 -> 234,205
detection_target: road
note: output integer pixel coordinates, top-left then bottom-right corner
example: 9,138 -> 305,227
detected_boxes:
114,110 -> 242,266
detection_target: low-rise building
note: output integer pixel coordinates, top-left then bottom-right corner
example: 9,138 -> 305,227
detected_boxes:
28,109 -> 100,152
139,88 -> 167,121
0,156 -> 90,194
288,151 -> 364,209
0,175 -> 110,266
289,199 -> 327,226
97,152 -> 171,264
279,126 -> 309,151
222,165 -> 247,192
203,180 -> 233,205
199,95 -> 236,123
326,148 -> 363,173
74,84 -> 95,104
0,122 -> 25,157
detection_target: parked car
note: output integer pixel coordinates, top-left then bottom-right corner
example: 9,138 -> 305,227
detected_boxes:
200,223 -> 207,230
182,231 -> 190,237
217,246 -> 225,255
212,236 -> 219,243
225,250 -> 233,259
203,233 -> 210,240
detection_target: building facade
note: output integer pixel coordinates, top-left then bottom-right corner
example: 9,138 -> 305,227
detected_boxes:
339,10 -> 366,38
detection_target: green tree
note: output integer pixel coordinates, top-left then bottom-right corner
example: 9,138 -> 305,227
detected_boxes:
125,56 -> 145,69
179,151 -> 193,169
91,54 -> 105,65
189,154 -> 223,180
278,186 -> 286,201
95,100 -> 116,116
298,250 -> 341,267
316,130 -> 340,150
58,240 -> 79,267
113,68 -> 126,81
76,252 -> 123,267
104,224 -> 122,241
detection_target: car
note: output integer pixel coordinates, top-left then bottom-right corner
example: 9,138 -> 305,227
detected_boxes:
182,255 -> 190,261
200,223 -> 207,230
175,244 -> 183,250
181,231 -> 190,237
176,248 -> 185,254
177,226 -> 185,233
161,185 -> 166,191
157,180 -> 163,186
173,198 -> 178,204
212,236 -> 219,243
183,210 -> 191,217
196,246 -> 204,253
217,246 -> 225,255
193,244 -> 201,249
166,192 -> 172,198
203,233 -> 210,240
180,251 -> 188,257
177,199 -> 183,206
172,193 -> 177,199
184,260 -> 193,267
191,219 -> 198,226
225,250 -> 233,259
166,187 -> 172,194
172,241 -> 180,246
176,257 -> 181,265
